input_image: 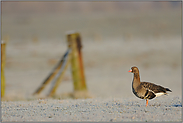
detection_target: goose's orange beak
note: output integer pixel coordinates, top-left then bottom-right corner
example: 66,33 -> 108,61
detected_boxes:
128,70 -> 132,72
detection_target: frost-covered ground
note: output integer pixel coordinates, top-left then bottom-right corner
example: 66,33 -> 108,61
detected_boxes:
2,96 -> 181,122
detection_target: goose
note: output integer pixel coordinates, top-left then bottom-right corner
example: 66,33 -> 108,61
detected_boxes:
128,66 -> 172,107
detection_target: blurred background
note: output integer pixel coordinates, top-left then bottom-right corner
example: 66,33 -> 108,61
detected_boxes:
1,1 -> 182,100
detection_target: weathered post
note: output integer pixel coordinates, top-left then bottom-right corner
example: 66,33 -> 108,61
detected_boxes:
1,40 -> 6,97
48,49 -> 71,97
67,31 -> 90,98
33,50 -> 70,95
33,60 -> 63,95
33,32 -> 91,98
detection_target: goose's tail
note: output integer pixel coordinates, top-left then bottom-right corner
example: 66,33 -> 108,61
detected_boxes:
165,88 -> 172,92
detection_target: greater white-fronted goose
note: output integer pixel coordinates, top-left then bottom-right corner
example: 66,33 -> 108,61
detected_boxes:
128,66 -> 172,107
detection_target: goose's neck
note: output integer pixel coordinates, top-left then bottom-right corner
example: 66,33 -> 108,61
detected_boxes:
133,73 -> 140,83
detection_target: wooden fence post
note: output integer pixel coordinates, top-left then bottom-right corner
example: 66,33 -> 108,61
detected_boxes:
1,40 -> 6,97
33,32 -> 92,99
67,32 -> 90,98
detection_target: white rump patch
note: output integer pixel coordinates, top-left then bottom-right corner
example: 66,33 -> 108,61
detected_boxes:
155,92 -> 165,97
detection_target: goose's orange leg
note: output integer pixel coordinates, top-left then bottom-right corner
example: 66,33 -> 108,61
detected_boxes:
146,99 -> 148,107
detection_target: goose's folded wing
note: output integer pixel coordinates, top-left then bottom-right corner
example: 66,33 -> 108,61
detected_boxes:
140,82 -> 167,93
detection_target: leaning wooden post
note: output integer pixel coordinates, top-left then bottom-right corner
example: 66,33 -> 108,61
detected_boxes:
33,56 -> 65,95
48,49 -> 71,97
33,49 -> 72,95
1,40 -> 6,97
67,32 -> 88,97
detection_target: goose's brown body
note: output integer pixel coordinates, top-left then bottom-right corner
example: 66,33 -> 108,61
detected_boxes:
129,66 -> 172,106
